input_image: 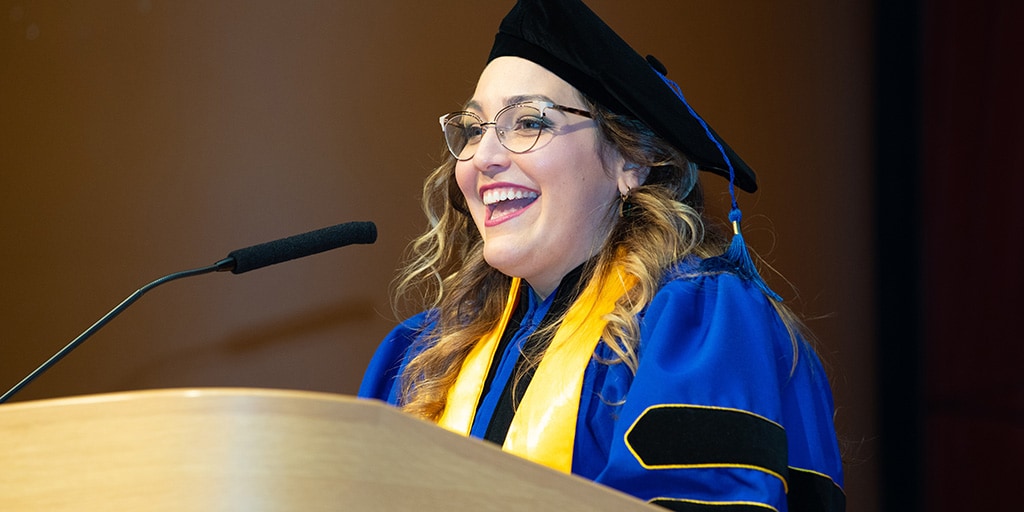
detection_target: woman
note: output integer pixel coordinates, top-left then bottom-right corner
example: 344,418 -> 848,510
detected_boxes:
360,1 -> 845,510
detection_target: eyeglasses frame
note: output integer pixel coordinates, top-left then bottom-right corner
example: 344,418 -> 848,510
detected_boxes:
438,100 -> 593,161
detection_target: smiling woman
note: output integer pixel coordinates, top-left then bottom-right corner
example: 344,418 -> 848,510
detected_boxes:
358,1 -> 845,510
453,58 -> 629,298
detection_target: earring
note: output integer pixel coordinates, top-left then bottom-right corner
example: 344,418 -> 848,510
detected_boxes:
618,186 -> 634,218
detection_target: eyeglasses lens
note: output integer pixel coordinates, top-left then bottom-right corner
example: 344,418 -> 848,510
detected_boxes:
443,104 -> 546,160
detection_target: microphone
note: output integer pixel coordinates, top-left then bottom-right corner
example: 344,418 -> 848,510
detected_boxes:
0,221 -> 377,404
220,221 -> 377,274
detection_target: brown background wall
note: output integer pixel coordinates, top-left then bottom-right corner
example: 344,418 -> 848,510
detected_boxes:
1,1 -> 877,510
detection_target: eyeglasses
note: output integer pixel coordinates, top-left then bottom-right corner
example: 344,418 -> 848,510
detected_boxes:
438,101 -> 593,161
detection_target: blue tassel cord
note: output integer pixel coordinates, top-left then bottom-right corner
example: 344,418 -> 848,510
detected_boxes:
653,64 -> 783,302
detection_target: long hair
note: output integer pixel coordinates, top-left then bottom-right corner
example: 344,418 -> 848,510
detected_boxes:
392,93 -> 773,422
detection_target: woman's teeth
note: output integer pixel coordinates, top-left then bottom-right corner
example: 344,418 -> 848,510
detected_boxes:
482,187 -> 539,221
482,188 -> 539,206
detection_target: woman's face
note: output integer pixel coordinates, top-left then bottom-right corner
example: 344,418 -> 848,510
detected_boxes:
455,57 -> 631,298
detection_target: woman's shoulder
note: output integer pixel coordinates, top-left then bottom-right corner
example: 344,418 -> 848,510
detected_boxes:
641,257 -> 795,361
653,257 -> 776,308
378,310 -> 438,355
358,310 -> 436,401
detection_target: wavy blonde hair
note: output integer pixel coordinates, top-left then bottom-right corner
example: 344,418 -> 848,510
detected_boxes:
392,94 -> 786,422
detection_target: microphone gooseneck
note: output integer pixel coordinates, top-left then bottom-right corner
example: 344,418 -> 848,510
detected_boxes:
0,221 -> 377,404
0,264 -> 223,404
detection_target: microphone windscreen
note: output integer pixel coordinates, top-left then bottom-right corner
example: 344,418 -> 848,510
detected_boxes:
226,221 -> 376,274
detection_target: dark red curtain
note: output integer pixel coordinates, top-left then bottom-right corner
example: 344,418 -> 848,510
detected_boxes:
921,0 -> 1024,509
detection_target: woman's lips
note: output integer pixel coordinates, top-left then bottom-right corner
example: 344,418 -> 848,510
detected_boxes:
481,185 -> 539,226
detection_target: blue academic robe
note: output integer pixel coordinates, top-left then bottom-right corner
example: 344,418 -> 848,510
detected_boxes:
359,261 -> 845,511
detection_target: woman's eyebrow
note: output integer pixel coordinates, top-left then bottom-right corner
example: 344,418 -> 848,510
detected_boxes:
505,94 -> 554,105
463,94 -> 555,113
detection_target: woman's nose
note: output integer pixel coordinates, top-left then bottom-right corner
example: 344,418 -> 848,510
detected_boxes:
471,126 -> 511,171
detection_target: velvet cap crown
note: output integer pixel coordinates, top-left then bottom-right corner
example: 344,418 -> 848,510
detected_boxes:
487,0 -> 758,193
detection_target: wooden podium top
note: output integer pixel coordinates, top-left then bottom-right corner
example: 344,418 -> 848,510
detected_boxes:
0,388 -> 658,511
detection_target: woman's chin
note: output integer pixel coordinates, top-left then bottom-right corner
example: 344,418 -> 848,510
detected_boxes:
482,243 -> 532,276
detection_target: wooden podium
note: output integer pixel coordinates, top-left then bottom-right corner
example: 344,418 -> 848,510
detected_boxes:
0,388 -> 658,511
